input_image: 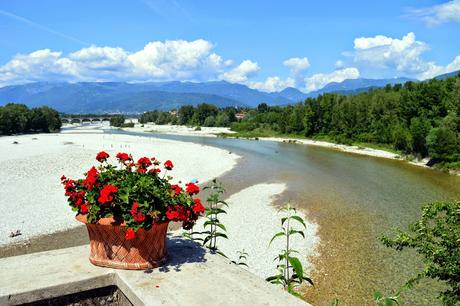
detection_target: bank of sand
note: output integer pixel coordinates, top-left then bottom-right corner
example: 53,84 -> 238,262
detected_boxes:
0,129 -> 240,246
174,183 -> 320,279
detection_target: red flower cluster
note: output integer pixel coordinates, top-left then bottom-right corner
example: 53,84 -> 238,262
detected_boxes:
96,151 -> 109,162
164,160 -> 174,170
98,184 -> 118,204
185,182 -> 200,195
137,157 -> 152,173
165,205 -> 189,222
130,202 -> 146,223
116,152 -> 131,162
192,198 -> 205,214
170,184 -> 182,195
62,150 -> 204,241
125,228 -> 136,240
83,166 -> 98,190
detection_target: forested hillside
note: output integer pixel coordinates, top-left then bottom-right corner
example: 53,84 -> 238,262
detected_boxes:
141,75 -> 460,170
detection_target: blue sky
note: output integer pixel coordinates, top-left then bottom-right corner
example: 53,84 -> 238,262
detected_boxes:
0,0 -> 459,92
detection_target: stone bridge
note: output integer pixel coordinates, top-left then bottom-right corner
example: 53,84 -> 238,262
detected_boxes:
60,117 -> 112,124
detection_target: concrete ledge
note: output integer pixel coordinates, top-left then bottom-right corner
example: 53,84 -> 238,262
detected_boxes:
0,236 -> 310,306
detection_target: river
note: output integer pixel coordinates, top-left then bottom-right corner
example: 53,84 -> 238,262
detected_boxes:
115,130 -> 460,305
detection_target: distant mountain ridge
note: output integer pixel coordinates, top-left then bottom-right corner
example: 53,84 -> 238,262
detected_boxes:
0,71 -> 457,113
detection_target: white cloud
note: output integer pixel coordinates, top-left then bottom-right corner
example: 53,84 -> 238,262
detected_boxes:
249,76 -> 295,92
303,67 -> 360,92
348,32 -> 460,79
220,59 -> 259,83
283,57 -> 310,75
335,60 -> 345,68
408,0 -> 460,26
418,55 -> 460,79
0,39 -> 235,86
350,32 -> 432,77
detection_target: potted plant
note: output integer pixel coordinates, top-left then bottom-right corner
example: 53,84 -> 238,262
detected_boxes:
61,151 -> 205,270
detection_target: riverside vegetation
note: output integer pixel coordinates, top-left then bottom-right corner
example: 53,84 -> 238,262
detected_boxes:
0,103 -> 61,135
139,75 -> 460,171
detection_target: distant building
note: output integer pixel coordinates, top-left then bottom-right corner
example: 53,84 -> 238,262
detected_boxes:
235,112 -> 246,121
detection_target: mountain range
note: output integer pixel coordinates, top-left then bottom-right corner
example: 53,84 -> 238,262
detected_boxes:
0,71 -> 457,113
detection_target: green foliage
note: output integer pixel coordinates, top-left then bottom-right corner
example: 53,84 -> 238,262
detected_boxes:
138,104 -> 239,127
109,115 -> 126,127
229,76 -> 460,169
381,201 -> 460,305
266,203 -> 313,297
188,179 -> 229,256
0,103 -> 61,135
332,291 -> 400,306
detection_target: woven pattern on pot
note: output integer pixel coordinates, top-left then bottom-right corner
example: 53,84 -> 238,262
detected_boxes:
86,221 -> 168,270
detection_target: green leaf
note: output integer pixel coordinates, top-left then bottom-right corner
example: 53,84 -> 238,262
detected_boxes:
374,291 -> 383,300
281,217 -> 288,226
269,232 -> 286,245
290,215 -> 306,228
215,223 -> 227,231
289,229 -> 305,239
287,284 -> 301,298
214,232 -> 228,239
288,256 -> 304,280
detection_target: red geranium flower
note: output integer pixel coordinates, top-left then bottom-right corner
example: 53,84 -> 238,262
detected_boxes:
96,151 -> 109,162
98,184 -> 118,204
125,228 -> 136,240
165,205 -> 188,221
185,182 -> 200,195
116,152 -> 131,162
170,184 -> 182,195
148,168 -> 161,174
192,198 -> 205,214
130,202 -> 146,223
164,160 -> 174,170
80,203 -> 89,213
137,157 -> 152,168
60,175 -> 67,182
83,166 -> 98,190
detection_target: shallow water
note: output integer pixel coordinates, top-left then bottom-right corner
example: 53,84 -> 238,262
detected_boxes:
115,131 -> 460,305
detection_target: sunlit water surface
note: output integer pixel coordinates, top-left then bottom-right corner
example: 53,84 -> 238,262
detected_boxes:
114,130 -> 460,305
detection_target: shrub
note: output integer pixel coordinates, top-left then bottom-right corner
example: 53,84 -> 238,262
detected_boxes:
381,201 -> 460,305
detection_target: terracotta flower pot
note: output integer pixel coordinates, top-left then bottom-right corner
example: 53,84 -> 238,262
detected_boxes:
76,214 -> 169,270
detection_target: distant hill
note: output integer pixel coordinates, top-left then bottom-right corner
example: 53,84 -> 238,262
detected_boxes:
0,81 -> 294,113
305,77 -> 415,98
1,72 -> 457,113
0,82 -> 243,113
434,70 -> 460,80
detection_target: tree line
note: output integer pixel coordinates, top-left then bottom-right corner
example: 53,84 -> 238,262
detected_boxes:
139,104 -> 238,127
0,103 -> 62,135
139,75 -> 460,170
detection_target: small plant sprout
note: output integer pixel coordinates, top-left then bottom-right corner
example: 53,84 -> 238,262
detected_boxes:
230,249 -> 249,267
373,291 -> 400,306
189,179 -> 229,257
266,203 -> 313,297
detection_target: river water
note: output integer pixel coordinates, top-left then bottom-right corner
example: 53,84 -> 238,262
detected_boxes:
116,131 -> 460,305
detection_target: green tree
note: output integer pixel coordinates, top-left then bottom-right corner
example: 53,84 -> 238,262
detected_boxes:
110,115 -> 126,127
410,117 -> 431,157
178,105 -> 195,125
381,201 -> 460,305
0,103 -> 30,134
426,126 -> 459,161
